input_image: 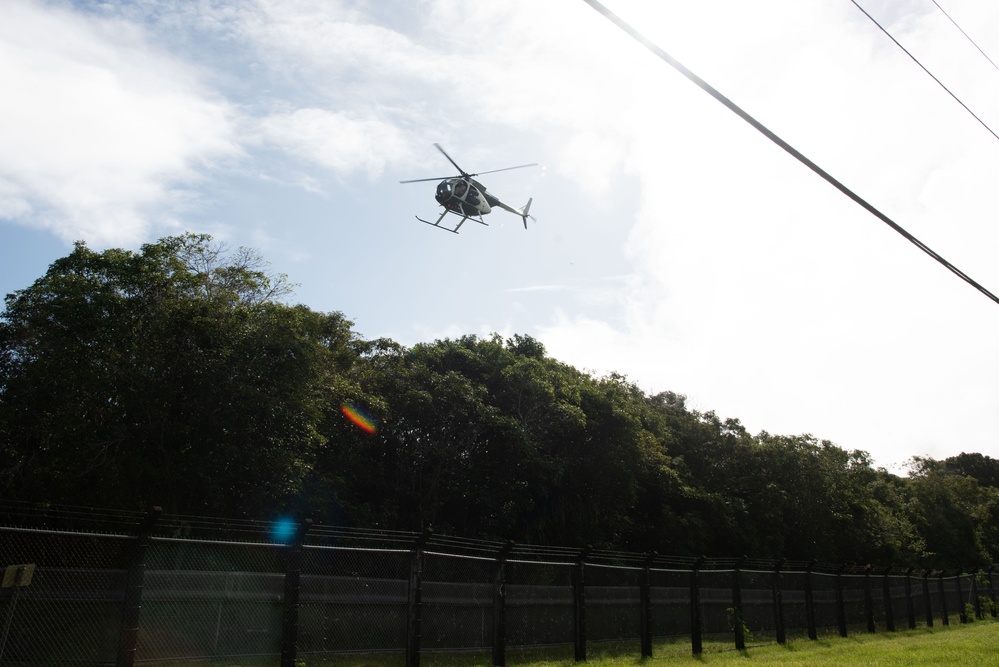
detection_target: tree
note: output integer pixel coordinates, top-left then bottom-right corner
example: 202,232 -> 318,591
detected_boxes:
904,457 -> 993,568
0,234 -> 355,516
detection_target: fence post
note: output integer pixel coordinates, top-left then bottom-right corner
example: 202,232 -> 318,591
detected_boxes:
116,505 -> 161,667
804,561 -> 817,640
922,570 -> 934,627
280,517 -> 312,667
971,569 -> 982,620
937,571 -> 949,626
639,552 -> 655,658
731,558 -> 745,650
881,567 -> 894,632
863,565 -> 876,633
572,546 -> 590,662
835,565 -> 847,638
492,541 -> 514,667
904,568 -> 916,630
772,559 -> 786,645
406,529 -> 432,667
954,569 -> 967,624
690,557 -> 705,655
988,567 -> 997,618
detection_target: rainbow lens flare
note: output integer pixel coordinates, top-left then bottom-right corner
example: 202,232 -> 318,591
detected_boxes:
341,401 -> 377,434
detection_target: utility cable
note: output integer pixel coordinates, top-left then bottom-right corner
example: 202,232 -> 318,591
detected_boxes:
931,0 -> 999,74
850,0 -> 999,144
579,0 -> 999,307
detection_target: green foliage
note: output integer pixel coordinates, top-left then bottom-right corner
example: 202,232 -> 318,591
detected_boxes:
726,606 -> 754,643
0,234 -> 357,517
1,235 -> 996,567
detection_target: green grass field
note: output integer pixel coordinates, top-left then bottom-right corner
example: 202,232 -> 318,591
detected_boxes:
425,619 -> 999,667
508,620 -> 999,667
141,618 -> 999,667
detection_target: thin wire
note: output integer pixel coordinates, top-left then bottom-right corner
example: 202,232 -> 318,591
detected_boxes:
579,0 -> 999,307
931,0 -> 999,73
850,0 -> 999,144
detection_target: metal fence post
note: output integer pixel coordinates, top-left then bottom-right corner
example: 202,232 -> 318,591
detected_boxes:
731,558 -> 745,650
835,565 -> 847,638
937,571 -> 949,626
922,570 -> 934,627
406,529 -> 432,667
881,567 -> 894,632
572,547 -> 590,662
988,567 -> 997,618
971,569 -> 982,620
690,557 -> 705,655
116,505 -> 161,667
639,552 -> 655,658
492,541 -> 514,667
955,569 -> 967,624
281,518 -> 312,667
904,568 -> 916,630
772,559 -> 786,645
804,561 -> 817,640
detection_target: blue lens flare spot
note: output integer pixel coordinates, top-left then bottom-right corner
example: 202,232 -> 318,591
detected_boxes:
272,516 -> 296,544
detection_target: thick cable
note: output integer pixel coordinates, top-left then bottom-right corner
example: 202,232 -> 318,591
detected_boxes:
580,0 -> 999,307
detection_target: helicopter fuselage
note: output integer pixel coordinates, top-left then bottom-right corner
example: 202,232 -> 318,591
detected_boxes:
436,178 -> 493,217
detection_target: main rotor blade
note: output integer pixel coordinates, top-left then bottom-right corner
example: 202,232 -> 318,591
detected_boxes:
434,143 -> 469,177
400,175 -> 454,184
470,163 -> 539,177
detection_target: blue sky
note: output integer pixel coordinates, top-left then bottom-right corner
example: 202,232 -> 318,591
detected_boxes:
3,0 -> 999,470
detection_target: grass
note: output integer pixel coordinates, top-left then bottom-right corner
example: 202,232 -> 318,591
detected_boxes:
428,620 -> 999,667
521,621 -> 999,667
134,618 -> 999,667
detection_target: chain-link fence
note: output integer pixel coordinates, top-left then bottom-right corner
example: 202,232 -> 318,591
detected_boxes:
1,508 -> 995,666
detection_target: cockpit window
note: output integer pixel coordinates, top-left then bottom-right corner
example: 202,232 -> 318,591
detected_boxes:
436,181 -> 451,204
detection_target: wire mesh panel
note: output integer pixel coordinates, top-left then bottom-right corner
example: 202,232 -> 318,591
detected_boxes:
840,573 -> 872,633
585,562 -> 641,644
421,551 -> 495,652
871,575 -> 890,632
779,571 -> 810,640
696,569 -> 736,642
911,575 -> 932,625
298,545 -> 410,658
504,559 -> 574,656
939,575 -> 962,626
737,569 -> 777,642
0,528 -> 130,665
136,537 -> 286,663
885,574 -> 909,630
648,568 -> 690,640
809,572 -> 842,636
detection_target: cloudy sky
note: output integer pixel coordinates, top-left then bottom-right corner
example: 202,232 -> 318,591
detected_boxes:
3,0 -> 999,470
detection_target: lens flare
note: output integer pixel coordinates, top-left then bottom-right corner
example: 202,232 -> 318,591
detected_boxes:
341,401 -> 377,434
272,516 -> 296,544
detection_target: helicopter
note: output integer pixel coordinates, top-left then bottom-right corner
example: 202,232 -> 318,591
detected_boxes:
400,144 -> 536,234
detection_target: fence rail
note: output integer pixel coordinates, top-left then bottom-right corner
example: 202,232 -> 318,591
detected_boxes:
0,507 -> 995,666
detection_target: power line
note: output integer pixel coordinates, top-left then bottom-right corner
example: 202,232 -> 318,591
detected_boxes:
579,0 -> 999,307
931,0 -> 999,74
850,0 -> 999,144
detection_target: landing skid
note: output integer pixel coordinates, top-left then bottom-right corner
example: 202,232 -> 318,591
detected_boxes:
416,210 -> 488,234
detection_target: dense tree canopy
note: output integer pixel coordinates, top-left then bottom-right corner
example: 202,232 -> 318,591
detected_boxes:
1,235 -> 995,568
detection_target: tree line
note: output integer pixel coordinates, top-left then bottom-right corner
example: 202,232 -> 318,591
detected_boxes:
1,234 -> 996,569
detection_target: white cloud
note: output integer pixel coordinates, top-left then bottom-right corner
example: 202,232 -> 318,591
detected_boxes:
0,0 -> 238,245
254,108 -> 411,180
